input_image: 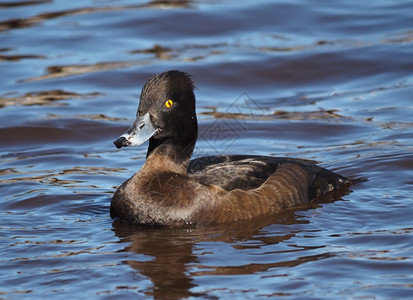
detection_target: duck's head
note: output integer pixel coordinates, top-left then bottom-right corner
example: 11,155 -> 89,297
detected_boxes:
114,70 -> 198,159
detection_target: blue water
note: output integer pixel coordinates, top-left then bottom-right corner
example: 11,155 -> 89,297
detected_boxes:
1,0 -> 412,298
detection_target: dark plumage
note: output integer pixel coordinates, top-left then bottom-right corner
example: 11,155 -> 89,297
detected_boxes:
111,70 -> 351,226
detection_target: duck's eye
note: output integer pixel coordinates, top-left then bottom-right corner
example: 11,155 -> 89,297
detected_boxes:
165,99 -> 174,108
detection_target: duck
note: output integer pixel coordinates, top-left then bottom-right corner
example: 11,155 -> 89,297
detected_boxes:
111,70 -> 351,226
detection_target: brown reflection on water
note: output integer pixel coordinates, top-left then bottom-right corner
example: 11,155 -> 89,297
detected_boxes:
130,44 -> 174,60
112,210 -> 332,299
0,166 -> 119,188
0,53 -> 45,61
131,42 -> 227,62
0,47 -> 45,62
257,30 -> 413,54
0,1 -> 51,8
0,1 -> 193,32
200,108 -> 343,121
21,41 -> 227,83
21,61 -> 141,83
0,90 -> 100,107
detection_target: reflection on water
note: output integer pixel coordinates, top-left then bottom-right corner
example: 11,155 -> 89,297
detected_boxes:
112,212 -> 312,299
0,1 -> 192,32
0,90 -> 100,107
21,61 -> 140,82
1,0 -> 413,298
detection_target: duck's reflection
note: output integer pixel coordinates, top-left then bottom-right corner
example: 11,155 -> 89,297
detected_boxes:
112,206 -> 336,299
114,223 -> 199,298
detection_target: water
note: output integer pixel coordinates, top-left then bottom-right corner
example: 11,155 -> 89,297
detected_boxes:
1,0 -> 412,298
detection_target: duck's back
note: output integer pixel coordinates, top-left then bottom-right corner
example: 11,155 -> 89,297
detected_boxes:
188,155 -> 350,200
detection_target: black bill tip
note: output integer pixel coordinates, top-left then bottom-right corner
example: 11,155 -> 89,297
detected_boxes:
113,137 -> 130,149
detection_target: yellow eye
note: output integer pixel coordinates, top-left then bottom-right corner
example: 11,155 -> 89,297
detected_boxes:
165,99 -> 174,108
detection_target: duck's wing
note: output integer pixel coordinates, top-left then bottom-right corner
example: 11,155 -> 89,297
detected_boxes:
188,155 -> 350,199
188,155 -> 278,190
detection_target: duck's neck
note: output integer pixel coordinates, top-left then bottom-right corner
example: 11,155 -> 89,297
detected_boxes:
143,137 -> 196,174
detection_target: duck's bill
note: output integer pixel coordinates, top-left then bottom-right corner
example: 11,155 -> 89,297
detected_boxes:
113,113 -> 157,149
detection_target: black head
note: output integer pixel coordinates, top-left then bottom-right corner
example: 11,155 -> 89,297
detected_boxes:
114,70 -> 198,160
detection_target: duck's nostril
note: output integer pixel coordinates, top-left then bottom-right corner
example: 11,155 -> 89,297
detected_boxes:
113,137 -> 130,149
